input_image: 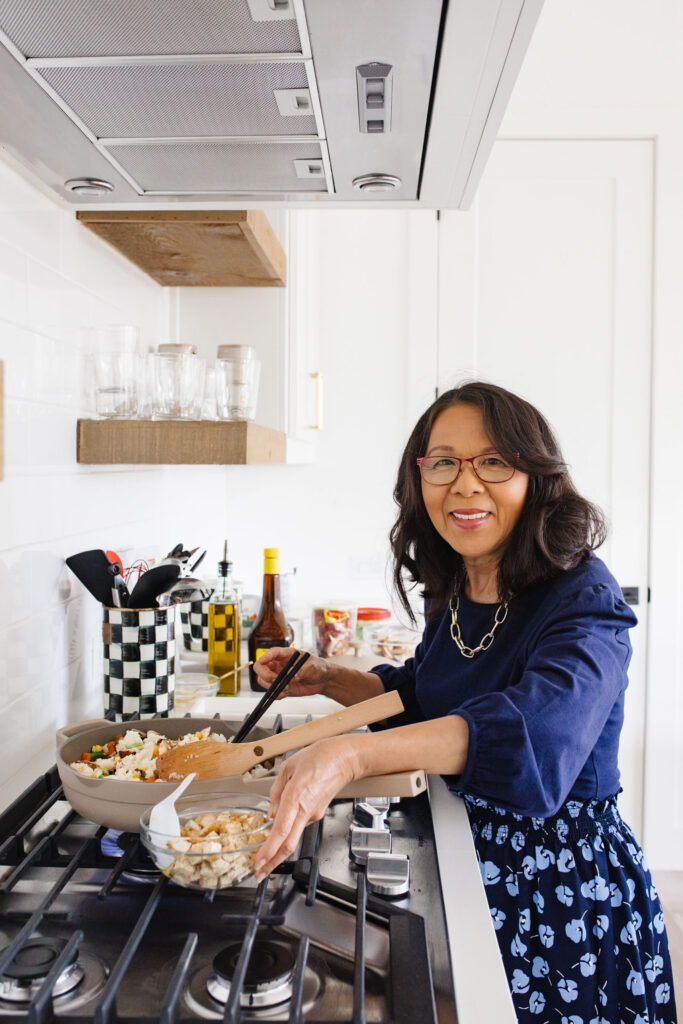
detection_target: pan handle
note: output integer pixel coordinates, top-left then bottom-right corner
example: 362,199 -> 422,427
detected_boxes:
55,719 -> 111,748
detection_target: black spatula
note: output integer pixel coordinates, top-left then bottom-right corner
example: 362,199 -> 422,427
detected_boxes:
66,549 -> 119,605
127,563 -> 181,608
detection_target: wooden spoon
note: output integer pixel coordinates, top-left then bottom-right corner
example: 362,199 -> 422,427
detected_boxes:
155,689 -> 404,781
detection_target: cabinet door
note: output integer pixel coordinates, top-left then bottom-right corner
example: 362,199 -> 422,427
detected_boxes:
286,210 -> 321,464
437,140 -> 653,839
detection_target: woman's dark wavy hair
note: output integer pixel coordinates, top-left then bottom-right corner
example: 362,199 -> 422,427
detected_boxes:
390,381 -> 607,623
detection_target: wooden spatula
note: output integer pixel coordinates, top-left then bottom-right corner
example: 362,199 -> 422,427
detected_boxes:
155,689 -> 405,781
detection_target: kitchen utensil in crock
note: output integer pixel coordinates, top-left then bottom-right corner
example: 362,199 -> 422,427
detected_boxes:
232,650 -> 309,745
66,549 -> 119,605
147,772 -> 197,866
157,577 -> 212,607
155,689 -> 405,781
108,561 -> 130,606
127,563 -> 181,608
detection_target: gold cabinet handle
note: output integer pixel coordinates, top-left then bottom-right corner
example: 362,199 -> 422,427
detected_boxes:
308,371 -> 323,430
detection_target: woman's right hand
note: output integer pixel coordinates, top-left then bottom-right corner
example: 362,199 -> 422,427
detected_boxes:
252,648 -> 329,697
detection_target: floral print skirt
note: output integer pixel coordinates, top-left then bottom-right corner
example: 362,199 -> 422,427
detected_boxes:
464,793 -> 677,1024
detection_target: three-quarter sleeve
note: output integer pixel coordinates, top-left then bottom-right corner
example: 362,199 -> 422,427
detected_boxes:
450,583 -> 636,816
370,636 -> 428,728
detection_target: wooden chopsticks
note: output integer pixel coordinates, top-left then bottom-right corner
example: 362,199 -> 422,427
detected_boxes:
232,650 -> 310,745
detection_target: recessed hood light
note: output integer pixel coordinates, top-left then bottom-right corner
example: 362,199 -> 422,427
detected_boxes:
64,178 -> 114,196
352,174 -> 402,192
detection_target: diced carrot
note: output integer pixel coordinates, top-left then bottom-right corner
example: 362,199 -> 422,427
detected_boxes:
81,752 -> 92,761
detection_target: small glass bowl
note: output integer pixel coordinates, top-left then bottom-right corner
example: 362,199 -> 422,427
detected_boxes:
172,673 -> 220,715
140,793 -> 272,889
367,625 -> 420,664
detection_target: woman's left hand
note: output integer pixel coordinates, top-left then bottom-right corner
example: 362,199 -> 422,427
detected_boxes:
253,736 -> 362,881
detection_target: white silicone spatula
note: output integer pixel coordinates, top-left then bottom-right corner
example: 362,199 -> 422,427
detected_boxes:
147,772 -> 197,865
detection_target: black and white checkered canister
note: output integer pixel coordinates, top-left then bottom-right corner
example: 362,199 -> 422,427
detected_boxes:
180,599 -> 210,652
102,607 -> 175,720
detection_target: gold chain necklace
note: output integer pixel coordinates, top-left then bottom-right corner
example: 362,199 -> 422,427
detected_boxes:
449,595 -> 510,659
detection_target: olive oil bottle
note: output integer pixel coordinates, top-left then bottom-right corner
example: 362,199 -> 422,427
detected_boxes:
248,547 -> 294,691
208,540 -> 241,695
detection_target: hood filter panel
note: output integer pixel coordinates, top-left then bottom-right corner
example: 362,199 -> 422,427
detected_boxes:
107,140 -> 327,193
40,61 -> 317,139
0,0 -> 301,58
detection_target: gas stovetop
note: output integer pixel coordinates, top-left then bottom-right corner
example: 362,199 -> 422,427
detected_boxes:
0,717 -> 457,1023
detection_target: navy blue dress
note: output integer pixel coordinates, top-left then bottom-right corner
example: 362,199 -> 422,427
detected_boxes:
372,555 -> 677,1023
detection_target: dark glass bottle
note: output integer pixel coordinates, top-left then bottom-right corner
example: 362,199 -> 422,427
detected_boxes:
248,547 -> 294,691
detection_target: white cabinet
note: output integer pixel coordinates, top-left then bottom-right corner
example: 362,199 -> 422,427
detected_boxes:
286,211 -> 322,464
433,139 -> 654,839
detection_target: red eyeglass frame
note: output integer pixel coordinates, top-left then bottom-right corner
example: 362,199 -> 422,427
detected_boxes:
416,452 -> 519,484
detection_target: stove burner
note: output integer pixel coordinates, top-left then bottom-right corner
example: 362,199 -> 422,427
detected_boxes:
0,938 -> 84,1003
207,940 -> 296,1009
100,829 -> 161,880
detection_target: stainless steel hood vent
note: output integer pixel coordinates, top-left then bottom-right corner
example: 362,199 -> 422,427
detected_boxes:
0,0 -> 545,208
0,0 -> 303,57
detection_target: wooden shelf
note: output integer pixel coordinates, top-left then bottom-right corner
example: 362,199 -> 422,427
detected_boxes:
77,419 -> 287,465
76,210 -> 286,287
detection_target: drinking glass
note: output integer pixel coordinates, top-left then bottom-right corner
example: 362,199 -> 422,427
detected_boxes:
86,325 -> 140,419
151,345 -> 205,419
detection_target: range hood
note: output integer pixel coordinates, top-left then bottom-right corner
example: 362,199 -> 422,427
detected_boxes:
0,0 -> 544,209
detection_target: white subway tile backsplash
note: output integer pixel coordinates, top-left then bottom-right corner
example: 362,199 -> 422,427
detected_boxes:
26,260 -> 80,343
0,161 -> 62,269
0,323 -> 38,400
0,239 -> 27,325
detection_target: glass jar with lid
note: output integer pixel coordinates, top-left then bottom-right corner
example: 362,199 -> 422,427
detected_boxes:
356,607 -> 392,643
151,343 -> 204,419
215,344 -> 261,421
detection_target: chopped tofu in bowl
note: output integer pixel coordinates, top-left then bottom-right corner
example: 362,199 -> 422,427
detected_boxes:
139,794 -> 272,889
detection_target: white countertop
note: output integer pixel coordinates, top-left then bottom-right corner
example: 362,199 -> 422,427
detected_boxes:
429,777 -> 517,1023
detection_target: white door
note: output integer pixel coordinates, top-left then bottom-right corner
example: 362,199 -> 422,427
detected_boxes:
435,140 -> 654,840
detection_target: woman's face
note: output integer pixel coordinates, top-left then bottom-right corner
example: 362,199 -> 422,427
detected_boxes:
420,403 -> 529,570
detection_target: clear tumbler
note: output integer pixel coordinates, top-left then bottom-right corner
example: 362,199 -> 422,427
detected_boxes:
86,325 -> 140,419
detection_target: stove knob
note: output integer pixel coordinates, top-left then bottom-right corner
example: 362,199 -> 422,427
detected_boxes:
353,800 -> 388,829
349,826 -> 392,864
366,852 -> 410,897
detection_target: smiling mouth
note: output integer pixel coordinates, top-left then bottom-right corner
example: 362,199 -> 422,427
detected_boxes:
450,511 -> 490,521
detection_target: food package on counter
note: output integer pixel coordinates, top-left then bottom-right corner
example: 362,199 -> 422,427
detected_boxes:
312,604 -> 357,657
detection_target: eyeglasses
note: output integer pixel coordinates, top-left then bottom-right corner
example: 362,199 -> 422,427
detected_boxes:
416,452 -> 516,485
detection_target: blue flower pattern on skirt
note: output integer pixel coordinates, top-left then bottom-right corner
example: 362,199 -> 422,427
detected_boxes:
465,794 -> 677,1024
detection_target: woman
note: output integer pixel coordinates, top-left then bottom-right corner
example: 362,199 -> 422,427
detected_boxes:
253,381 -> 676,1024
